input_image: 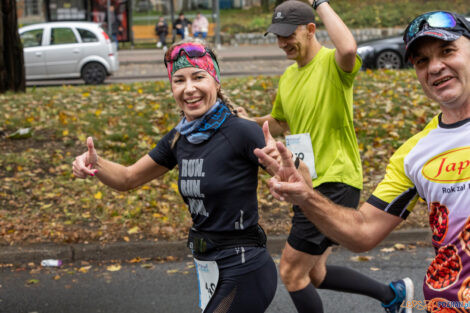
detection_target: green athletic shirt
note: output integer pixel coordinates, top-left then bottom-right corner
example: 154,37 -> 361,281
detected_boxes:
271,46 -> 363,190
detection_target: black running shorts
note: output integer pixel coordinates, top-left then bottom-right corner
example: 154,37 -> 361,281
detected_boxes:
287,182 -> 360,255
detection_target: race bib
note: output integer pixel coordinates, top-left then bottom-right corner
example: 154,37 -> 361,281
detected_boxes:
285,133 -> 317,179
194,258 -> 219,311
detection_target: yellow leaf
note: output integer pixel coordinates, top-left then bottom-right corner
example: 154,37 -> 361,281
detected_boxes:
123,236 -> 130,242
78,133 -> 87,142
82,92 -> 90,97
170,183 -> 179,193
106,264 -> 121,272
380,247 -> 395,253
166,269 -> 179,274
127,226 -> 140,234
350,255 -> 373,262
94,191 -> 102,200
79,266 -> 92,273
82,212 -> 91,218
394,243 -> 406,250
17,166 -> 23,171
95,109 -> 102,116
62,130 -> 69,136
370,267 -> 381,271
138,88 -> 143,94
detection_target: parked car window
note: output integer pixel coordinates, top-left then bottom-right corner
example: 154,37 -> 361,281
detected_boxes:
21,29 -> 44,48
77,28 -> 99,43
50,27 -> 78,45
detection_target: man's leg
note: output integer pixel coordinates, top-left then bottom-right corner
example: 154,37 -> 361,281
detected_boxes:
279,242 -> 325,313
311,248 -> 395,303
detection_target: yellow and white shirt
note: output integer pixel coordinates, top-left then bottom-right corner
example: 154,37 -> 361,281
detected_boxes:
367,114 -> 470,309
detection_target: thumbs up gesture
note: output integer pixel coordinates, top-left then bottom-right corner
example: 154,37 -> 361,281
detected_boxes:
72,137 -> 99,178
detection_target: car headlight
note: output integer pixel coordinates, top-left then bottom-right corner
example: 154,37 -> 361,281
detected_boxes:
357,46 -> 374,58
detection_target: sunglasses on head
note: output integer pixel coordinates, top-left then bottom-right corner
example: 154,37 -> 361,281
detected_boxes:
164,44 -> 219,68
404,11 -> 470,46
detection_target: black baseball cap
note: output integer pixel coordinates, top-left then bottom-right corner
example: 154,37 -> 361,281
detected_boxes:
404,11 -> 470,60
265,0 -> 315,37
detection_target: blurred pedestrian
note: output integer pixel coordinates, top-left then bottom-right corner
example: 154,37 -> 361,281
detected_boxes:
173,12 -> 191,40
155,16 -> 168,51
72,39 -> 277,313
192,12 -> 209,39
107,5 -> 122,51
237,0 -> 412,312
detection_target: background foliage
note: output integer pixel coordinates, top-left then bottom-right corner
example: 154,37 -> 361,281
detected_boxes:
0,70 -> 436,245
133,0 -> 470,34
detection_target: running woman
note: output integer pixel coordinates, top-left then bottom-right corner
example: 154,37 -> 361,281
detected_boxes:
72,39 -> 277,313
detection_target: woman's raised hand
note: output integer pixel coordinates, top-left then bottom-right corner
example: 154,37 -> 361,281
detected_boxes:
72,137 -> 99,179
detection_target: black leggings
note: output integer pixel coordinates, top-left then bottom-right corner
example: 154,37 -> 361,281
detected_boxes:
204,256 -> 277,313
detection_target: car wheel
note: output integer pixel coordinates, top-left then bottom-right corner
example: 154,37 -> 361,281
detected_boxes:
81,62 -> 107,84
375,50 -> 402,69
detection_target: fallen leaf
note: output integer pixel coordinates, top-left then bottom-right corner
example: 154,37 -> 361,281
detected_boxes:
127,226 -> 140,235
350,255 -> 374,262
106,264 -> 122,272
380,247 -> 395,253
370,267 -> 381,271
26,279 -> 39,285
394,243 -> 406,250
79,266 -> 92,273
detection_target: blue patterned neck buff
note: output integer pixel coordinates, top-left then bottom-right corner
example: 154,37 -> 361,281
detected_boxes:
175,99 -> 232,144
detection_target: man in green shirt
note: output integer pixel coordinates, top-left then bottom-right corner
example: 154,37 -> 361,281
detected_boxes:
238,1 -> 412,312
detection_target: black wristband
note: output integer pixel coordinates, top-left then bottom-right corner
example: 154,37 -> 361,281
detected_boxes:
294,156 -> 300,169
313,0 -> 329,10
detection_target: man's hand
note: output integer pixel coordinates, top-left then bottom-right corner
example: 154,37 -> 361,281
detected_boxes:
254,141 -> 312,205
72,137 -> 99,178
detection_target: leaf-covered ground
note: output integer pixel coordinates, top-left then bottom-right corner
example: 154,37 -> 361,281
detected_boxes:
0,70 -> 437,246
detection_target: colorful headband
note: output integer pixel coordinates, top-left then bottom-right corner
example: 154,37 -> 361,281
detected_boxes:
165,43 -> 220,83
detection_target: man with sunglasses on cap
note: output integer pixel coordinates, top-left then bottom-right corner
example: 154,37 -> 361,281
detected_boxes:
254,10 -> 470,313
239,0 -> 412,312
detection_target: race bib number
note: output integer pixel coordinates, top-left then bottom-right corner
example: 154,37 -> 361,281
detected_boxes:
194,258 -> 219,311
285,133 -> 317,179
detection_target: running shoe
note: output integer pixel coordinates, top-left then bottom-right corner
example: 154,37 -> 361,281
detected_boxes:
382,277 -> 414,313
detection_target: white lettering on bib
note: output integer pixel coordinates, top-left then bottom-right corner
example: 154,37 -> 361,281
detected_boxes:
285,133 -> 317,179
194,258 -> 219,311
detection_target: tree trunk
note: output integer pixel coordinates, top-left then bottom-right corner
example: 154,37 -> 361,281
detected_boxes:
0,0 -> 26,93
261,0 -> 269,12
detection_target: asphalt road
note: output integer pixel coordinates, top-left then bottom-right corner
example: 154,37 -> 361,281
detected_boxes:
25,56 -> 293,87
0,244 -> 434,313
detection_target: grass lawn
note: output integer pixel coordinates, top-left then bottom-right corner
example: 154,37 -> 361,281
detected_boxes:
0,70 -> 436,245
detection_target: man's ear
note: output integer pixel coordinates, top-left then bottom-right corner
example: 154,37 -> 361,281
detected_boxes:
307,22 -> 316,36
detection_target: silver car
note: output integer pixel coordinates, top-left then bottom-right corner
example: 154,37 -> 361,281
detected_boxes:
19,21 -> 119,84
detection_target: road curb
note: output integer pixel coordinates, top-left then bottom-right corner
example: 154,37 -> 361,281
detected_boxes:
0,228 -> 431,265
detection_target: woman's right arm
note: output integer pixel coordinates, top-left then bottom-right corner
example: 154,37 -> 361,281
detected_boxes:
73,137 -> 169,191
